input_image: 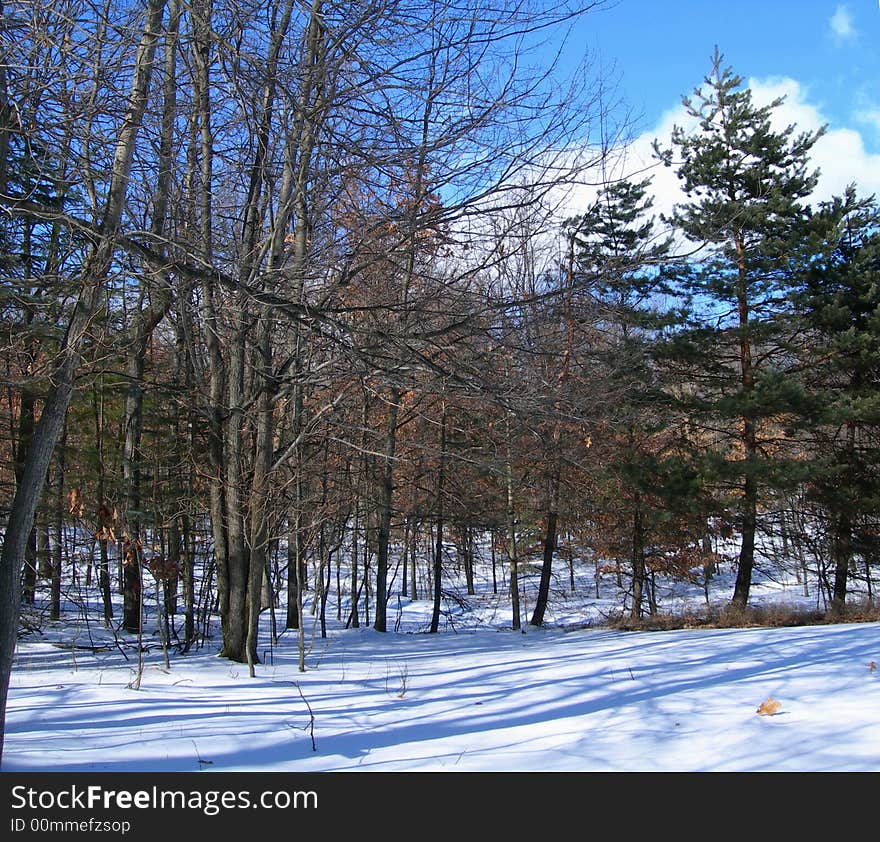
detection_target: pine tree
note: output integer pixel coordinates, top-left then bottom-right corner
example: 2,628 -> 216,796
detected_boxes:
794,190 -> 880,611
566,178 -> 699,620
654,49 -> 823,607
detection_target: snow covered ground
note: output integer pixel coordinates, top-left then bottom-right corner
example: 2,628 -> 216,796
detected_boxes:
4,552 -> 880,772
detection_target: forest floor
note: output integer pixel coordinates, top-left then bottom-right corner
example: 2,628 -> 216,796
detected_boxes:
5,544 -> 880,772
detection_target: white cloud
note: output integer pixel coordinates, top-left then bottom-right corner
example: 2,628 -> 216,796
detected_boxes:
551,102 -> 696,243
856,106 -> 880,135
748,76 -> 880,201
829,5 -> 856,41
610,77 -> 880,236
547,76 -> 880,262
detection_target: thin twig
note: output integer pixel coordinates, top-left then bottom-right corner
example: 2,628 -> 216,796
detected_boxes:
295,682 -> 317,752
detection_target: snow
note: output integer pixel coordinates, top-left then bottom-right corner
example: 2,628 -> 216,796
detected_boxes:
4,553 -> 880,772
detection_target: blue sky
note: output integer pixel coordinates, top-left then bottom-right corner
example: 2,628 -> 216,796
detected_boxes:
564,0 -> 880,152
545,1 -> 880,218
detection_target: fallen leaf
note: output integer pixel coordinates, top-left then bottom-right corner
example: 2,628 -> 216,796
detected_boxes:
756,697 -> 781,716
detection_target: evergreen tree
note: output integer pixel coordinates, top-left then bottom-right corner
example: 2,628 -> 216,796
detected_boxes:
794,190 -> 880,610
654,50 -> 823,606
566,178 -> 699,619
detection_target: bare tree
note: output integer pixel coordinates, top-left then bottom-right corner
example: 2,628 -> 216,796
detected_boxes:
0,0 -> 168,763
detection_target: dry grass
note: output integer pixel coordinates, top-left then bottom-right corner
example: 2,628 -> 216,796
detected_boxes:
605,599 -> 880,632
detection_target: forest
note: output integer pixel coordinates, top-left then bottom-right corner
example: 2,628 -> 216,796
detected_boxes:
2,0 -> 879,765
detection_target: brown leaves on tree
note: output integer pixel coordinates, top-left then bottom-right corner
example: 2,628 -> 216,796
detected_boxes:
67,490 -> 120,542
93,526 -> 114,542
97,501 -> 117,525
146,556 -> 181,582
756,697 -> 781,716
122,537 -> 142,567
67,488 -> 85,517
94,501 -> 118,543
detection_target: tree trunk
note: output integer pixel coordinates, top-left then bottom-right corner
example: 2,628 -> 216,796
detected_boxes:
349,505 -> 360,628
121,0 -> 179,631
831,419 -> 858,613
630,500 -> 646,621
429,403 -> 447,634
461,526 -> 475,596
531,467 -> 560,627
506,416 -> 521,631
409,522 -> 419,600
182,514 -> 195,650
732,233 -> 757,608
401,517 -> 410,598
93,383 -> 114,627
374,390 -> 400,632
36,518 -> 51,580
50,425 -> 67,621
14,384 -> 37,605
732,470 -> 757,608
0,40 -> 10,198
831,511 -> 852,614
491,531 -> 497,594
187,0 -> 230,651
222,300 -> 249,661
